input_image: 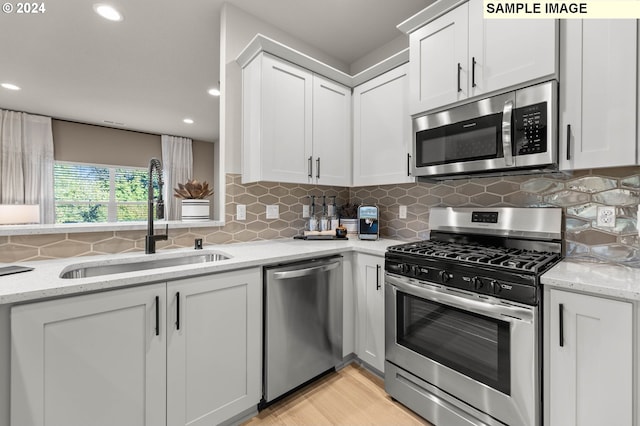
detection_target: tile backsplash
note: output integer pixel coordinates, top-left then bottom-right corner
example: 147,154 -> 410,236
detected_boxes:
351,167 -> 640,267
3,168 -> 640,267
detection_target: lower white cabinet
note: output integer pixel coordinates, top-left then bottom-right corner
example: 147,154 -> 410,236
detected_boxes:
546,288 -> 633,426
11,268 -> 261,426
355,253 -> 385,372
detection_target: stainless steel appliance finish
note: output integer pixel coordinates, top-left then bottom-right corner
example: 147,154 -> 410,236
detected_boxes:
263,256 -> 343,405
412,80 -> 557,179
385,207 -> 562,426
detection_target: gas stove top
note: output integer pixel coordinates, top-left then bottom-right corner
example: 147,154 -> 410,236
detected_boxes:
385,207 -> 563,305
388,239 -> 560,274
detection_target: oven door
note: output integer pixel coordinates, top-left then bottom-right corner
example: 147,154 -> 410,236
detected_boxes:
385,273 -> 538,426
413,90 -> 516,177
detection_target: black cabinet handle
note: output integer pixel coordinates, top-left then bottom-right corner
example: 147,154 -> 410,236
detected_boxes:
155,296 -> 160,336
457,63 -> 462,93
175,292 -> 180,330
472,57 -> 476,88
559,303 -> 564,347
308,156 -> 313,179
407,153 -> 412,177
316,157 -> 320,179
566,124 -> 571,160
376,264 -> 381,290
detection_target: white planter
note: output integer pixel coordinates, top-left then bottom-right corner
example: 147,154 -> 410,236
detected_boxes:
340,218 -> 358,235
181,199 -> 210,222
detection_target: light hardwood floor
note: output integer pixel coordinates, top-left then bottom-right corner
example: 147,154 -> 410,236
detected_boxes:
242,364 -> 433,425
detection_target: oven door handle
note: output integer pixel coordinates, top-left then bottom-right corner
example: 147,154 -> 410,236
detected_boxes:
386,274 -> 533,323
502,100 -> 514,167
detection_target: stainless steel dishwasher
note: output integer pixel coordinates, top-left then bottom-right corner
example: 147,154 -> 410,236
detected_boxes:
262,256 -> 343,406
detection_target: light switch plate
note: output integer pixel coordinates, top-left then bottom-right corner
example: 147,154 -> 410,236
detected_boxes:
302,205 -> 310,218
266,205 -> 279,219
399,205 -> 407,219
596,206 -> 616,227
236,204 -> 246,221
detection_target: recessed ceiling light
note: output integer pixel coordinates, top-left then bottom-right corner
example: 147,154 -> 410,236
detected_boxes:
1,83 -> 21,91
208,88 -> 220,97
183,118 -> 194,124
93,4 -> 123,21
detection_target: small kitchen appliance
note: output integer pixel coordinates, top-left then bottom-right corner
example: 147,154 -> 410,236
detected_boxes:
357,205 -> 379,240
412,80 -> 558,179
384,207 -> 562,426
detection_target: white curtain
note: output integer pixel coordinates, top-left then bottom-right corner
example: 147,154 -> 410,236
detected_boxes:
0,110 -> 54,223
161,135 -> 193,220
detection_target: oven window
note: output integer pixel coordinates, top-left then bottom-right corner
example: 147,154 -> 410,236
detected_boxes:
397,292 -> 511,394
416,112 -> 503,167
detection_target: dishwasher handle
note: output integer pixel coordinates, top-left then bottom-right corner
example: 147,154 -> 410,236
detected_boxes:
272,261 -> 340,280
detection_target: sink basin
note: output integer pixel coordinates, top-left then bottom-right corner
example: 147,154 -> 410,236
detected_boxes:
60,252 -> 230,279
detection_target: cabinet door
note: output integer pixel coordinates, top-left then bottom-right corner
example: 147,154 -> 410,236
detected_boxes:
312,75 -> 352,186
167,268 -> 261,426
261,54 -> 313,184
468,0 -> 556,98
548,289 -> 632,426
560,20 -> 638,170
11,284 -> 166,426
353,64 -> 412,186
355,253 -> 385,372
408,3 -> 468,114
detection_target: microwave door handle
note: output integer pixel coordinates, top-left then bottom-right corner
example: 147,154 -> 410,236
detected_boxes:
502,100 -> 514,166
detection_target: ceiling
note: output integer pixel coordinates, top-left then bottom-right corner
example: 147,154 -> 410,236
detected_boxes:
0,0 -> 431,142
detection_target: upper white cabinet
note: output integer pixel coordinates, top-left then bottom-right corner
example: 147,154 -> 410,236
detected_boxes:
312,75 -> 352,186
353,64 -> 413,186
546,288 -> 633,426
560,20 -> 638,170
407,0 -> 557,114
242,52 -> 351,186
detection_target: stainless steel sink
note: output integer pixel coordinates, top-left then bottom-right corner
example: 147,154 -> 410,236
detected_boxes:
60,252 -> 230,279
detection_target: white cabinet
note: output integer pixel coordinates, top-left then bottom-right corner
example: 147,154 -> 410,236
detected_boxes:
355,253 -> 385,372
560,20 -> 638,170
167,270 -> 261,426
353,64 -> 413,186
242,52 -> 351,186
312,75 -> 352,186
408,0 -> 557,114
12,268 -> 262,426
546,289 -> 633,426
11,283 -> 167,426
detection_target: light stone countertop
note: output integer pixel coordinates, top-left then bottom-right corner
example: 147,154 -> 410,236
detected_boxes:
541,259 -> 640,301
0,238 -> 401,305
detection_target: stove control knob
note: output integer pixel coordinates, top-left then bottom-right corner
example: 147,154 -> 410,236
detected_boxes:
439,271 -> 452,283
410,265 -> 420,276
490,280 -> 501,294
399,264 -> 411,274
471,277 -> 483,290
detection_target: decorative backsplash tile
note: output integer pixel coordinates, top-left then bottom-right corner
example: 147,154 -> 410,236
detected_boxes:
3,168 -> 640,267
351,167 -> 640,267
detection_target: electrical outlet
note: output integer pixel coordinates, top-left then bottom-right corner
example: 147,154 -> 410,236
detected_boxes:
399,205 -> 407,219
236,204 -> 246,221
596,206 -> 616,227
302,205 -> 310,218
266,205 -> 279,219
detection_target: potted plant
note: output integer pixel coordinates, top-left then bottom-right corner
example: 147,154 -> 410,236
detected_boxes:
338,202 -> 359,235
174,179 -> 214,221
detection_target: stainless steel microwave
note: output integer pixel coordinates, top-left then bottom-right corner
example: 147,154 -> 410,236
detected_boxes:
412,80 -> 557,179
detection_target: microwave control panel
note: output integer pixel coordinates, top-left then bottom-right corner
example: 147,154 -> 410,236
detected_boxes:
514,101 -> 547,156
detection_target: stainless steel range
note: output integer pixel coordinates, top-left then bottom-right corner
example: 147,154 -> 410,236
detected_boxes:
384,207 -> 563,426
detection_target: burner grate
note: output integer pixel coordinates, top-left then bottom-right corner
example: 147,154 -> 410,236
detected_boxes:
388,240 -> 560,273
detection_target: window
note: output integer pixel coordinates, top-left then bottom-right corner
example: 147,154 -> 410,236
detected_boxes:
54,162 -> 157,223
